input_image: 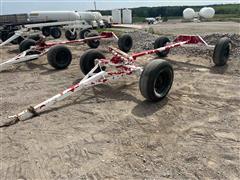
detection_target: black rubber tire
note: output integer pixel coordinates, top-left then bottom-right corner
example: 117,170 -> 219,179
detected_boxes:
79,49 -> 105,75
65,29 -> 77,40
17,36 -> 24,44
47,45 -> 72,69
107,24 -> 112,28
28,34 -> 41,41
79,29 -> 91,39
86,32 -> 100,49
154,37 -> 171,57
1,32 -> 9,42
11,39 -> 19,44
139,59 -> 174,102
19,39 -> 37,52
50,27 -> 62,39
118,34 -> 133,53
213,37 -> 231,66
42,27 -> 51,37
1,32 -> 24,44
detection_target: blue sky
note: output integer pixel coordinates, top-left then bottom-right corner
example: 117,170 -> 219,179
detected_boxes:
1,0 -> 239,14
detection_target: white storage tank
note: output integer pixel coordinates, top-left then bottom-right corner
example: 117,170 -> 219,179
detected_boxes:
183,8 -> 195,20
199,7 -> 215,19
29,11 -> 80,22
112,9 -> 122,24
122,9 -> 132,24
92,12 -> 103,21
102,16 -> 113,23
78,12 -> 97,21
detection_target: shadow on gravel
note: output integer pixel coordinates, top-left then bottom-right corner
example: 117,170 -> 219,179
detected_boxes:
26,62 -> 50,71
132,98 -> 169,118
39,68 -> 66,75
163,58 -> 211,70
163,58 -> 229,75
41,82 -> 169,119
0,80 -> 170,127
0,62 -> 50,73
210,64 -> 229,75
7,49 -> 20,54
40,95 -> 97,116
92,83 -> 141,103
40,83 -> 141,116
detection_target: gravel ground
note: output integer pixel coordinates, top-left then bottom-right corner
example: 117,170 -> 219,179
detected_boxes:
128,31 -> 240,61
0,29 -> 239,179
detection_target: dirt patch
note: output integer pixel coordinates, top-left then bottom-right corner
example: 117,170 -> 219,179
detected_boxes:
149,21 -> 240,35
0,30 -> 239,179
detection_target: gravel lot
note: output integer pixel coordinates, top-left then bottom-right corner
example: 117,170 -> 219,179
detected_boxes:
0,23 -> 240,179
149,21 -> 240,35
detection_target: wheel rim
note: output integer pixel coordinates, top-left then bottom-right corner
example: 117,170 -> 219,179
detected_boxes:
70,31 -> 76,38
55,31 -> 60,37
87,34 -> 99,47
84,31 -> 90,38
72,32 -> 77,38
162,41 -> 170,55
43,28 -> 50,36
154,67 -> 172,97
92,39 -> 99,45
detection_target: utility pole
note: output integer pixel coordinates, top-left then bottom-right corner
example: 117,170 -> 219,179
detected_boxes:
94,0 -> 97,10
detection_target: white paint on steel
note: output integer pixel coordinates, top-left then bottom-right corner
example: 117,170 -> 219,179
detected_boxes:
0,20 -> 90,46
0,53 -> 40,71
0,32 -> 21,46
29,11 -> 80,22
23,20 -> 86,29
9,68 -> 108,121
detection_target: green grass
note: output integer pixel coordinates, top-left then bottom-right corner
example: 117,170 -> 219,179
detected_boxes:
132,17 -> 146,23
211,14 -> 240,22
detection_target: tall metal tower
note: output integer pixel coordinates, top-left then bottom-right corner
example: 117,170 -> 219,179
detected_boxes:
94,0 -> 97,10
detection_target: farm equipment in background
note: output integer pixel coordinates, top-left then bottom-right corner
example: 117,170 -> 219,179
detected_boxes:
4,34 -> 231,126
0,13 -> 29,43
0,11 -> 114,46
0,20 -> 93,47
0,13 -> 64,44
0,31 -> 133,72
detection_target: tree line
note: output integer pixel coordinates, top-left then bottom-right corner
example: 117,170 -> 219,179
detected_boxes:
99,4 -> 240,18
